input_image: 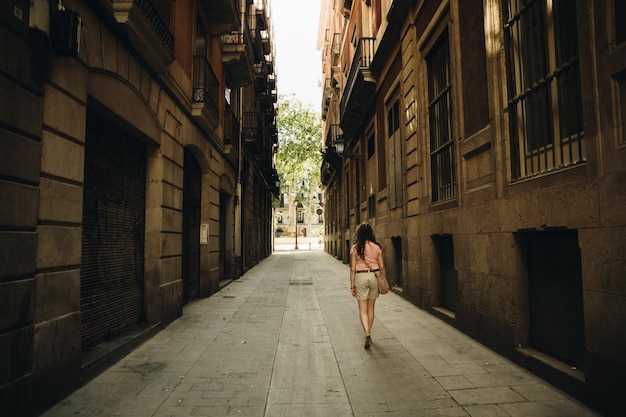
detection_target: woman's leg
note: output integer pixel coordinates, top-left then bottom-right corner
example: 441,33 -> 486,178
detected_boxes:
358,300 -> 371,336
367,298 -> 376,335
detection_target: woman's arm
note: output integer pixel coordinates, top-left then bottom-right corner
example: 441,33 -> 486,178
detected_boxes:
350,252 -> 356,296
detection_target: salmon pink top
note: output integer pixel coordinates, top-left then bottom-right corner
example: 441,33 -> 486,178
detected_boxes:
350,241 -> 382,271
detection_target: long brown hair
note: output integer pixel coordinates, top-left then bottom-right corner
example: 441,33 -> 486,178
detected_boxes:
355,222 -> 380,259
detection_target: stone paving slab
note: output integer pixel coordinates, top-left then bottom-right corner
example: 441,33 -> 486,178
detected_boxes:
40,249 -> 600,417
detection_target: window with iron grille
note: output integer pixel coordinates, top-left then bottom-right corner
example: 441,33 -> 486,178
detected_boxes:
427,32 -> 455,202
503,0 -> 585,180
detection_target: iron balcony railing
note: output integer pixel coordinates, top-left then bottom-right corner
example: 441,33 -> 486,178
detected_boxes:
339,37 -> 375,118
192,56 -> 219,116
242,111 -> 260,139
134,0 -> 174,52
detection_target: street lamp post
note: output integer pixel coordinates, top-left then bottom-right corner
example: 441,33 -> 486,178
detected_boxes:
294,198 -> 299,250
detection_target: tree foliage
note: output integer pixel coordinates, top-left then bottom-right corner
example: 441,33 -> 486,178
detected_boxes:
275,94 -> 322,196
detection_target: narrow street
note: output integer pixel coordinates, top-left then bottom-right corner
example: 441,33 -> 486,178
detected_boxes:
41,249 -> 599,417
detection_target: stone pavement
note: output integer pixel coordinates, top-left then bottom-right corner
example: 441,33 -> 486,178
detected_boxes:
40,249 -> 601,417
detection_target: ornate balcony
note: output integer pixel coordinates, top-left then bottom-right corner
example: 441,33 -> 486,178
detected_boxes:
339,37 -> 376,138
112,0 -> 174,73
222,18 -> 255,87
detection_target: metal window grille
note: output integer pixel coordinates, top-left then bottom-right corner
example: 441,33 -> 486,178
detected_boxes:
427,33 -> 455,202
504,0 -> 585,180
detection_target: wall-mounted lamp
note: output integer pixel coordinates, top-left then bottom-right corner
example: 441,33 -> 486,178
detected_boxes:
333,135 -> 361,161
333,135 -> 345,155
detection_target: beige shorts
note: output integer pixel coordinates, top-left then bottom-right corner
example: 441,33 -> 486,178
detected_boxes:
354,272 -> 379,300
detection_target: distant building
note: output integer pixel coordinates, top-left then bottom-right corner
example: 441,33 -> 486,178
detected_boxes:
0,0 -> 278,414
319,1 -> 625,415
274,185 -> 324,239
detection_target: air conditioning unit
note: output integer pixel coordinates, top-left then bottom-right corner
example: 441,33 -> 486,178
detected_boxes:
53,8 -> 81,56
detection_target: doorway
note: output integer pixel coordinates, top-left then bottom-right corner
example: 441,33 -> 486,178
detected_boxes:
527,230 -> 585,368
81,110 -> 146,349
182,150 -> 201,304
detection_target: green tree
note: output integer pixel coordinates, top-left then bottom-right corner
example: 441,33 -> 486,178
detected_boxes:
275,94 -> 322,200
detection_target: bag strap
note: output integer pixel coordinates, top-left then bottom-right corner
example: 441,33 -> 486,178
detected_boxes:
362,257 -> 376,272
360,242 -> 379,272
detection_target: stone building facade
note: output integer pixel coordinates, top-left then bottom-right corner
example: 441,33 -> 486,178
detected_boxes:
0,0 -> 278,414
319,0 -> 625,415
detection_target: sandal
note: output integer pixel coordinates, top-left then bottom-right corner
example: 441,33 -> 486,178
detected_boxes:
364,335 -> 371,350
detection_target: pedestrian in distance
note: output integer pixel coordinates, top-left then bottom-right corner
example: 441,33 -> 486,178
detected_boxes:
350,222 -> 386,349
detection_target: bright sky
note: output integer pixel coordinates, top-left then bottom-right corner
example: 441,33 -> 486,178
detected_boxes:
270,0 -> 323,111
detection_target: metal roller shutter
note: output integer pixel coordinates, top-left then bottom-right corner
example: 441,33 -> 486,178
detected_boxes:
80,112 -> 146,349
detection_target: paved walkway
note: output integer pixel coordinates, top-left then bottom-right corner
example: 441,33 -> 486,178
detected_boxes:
41,249 -> 600,417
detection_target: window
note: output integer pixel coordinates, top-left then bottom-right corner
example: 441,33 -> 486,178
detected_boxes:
193,17 -> 219,113
427,32 -> 456,202
387,93 -> 403,208
368,194 -> 376,219
504,0 -> 585,180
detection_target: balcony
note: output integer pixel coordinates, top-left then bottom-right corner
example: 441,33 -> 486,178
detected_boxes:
112,0 -> 174,73
192,56 -> 219,132
254,60 -> 269,92
322,78 -> 332,120
247,2 -> 267,63
331,33 -> 341,66
339,37 -> 376,138
326,124 -> 343,149
242,111 -> 263,152
253,0 -> 269,31
202,0 -> 240,36
267,72 -> 276,90
222,18 -> 255,87
343,0 -> 353,18
320,161 -> 333,186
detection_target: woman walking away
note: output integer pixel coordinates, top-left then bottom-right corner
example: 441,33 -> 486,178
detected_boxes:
350,222 -> 386,349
